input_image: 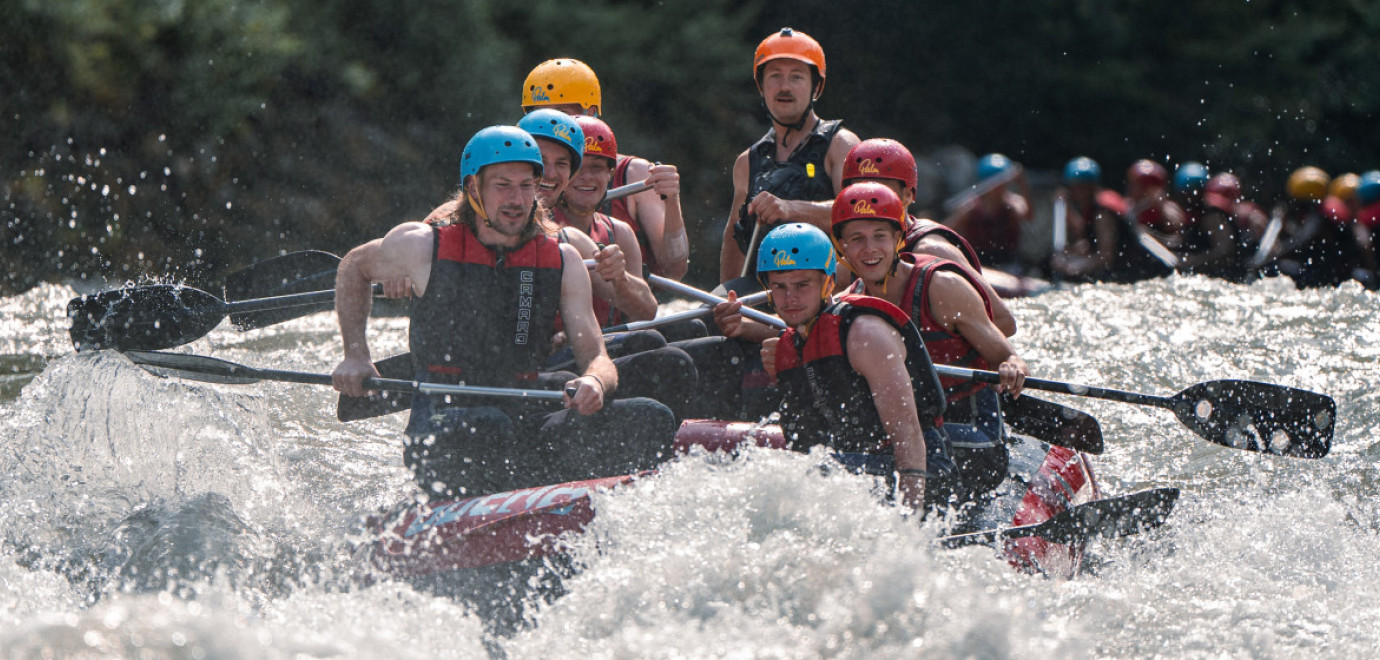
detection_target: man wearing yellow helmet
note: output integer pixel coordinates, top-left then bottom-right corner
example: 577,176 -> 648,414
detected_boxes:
719,28 -> 861,284
1268,166 -> 1358,288
522,58 -> 690,280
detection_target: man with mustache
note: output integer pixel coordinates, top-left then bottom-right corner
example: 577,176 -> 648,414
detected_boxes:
719,28 -> 861,285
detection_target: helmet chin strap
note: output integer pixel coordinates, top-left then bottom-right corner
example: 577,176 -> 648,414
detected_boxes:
466,182 -> 491,225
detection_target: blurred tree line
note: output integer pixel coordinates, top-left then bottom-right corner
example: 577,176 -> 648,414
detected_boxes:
2,0 -> 1377,295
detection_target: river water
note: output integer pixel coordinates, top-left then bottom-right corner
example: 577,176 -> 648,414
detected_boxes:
0,275 -> 1376,658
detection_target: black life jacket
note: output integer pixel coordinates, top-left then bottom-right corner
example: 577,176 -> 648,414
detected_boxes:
733,119 -> 844,273
409,222 -> 563,392
774,295 -> 946,454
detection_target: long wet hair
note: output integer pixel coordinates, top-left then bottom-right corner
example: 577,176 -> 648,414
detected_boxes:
437,171 -> 559,241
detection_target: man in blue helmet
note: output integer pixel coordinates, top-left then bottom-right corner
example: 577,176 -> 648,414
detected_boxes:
944,153 -> 1033,270
331,126 -> 676,499
1171,162 -> 1244,280
751,222 -> 953,511
1049,156 -> 1133,282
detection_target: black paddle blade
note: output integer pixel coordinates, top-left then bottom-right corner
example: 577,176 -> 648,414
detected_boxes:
1169,380 -> 1333,458
337,353 -> 414,422
123,350 -> 263,385
68,285 -> 227,352
1002,394 -> 1104,454
1029,487 -> 1179,546
941,487 -> 1179,549
224,250 -> 342,330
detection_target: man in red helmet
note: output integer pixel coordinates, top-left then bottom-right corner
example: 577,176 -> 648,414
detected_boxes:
840,138 -> 1016,337
522,58 -> 689,280
829,183 -> 1027,503
719,28 -> 861,285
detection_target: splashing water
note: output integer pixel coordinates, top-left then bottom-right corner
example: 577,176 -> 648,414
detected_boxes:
1,275 -> 1377,658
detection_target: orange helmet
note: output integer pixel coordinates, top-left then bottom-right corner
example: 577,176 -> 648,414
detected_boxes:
522,59 -> 601,112
1329,172 -> 1360,202
574,116 -> 617,162
1286,166 -> 1329,202
754,28 -> 826,91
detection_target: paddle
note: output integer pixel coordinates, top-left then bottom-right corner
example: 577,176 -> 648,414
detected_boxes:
1050,196 -> 1067,286
121,351 -> 566,422
940,486 -> 1179,548
68,283 -> 382,352
1248,206 -> 1285,269
222,249 -> 348,330
942,165 -> 1021,214
662,280 -> 1333,459
1001,394 -> 1104,455
940,367 -> 1333,459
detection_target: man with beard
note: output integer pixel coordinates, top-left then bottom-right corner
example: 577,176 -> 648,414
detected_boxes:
331,126 -> 675,499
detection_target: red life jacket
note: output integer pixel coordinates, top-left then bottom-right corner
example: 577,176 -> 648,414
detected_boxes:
551,206 -> 625,328
774,295 -> 946,454
903,217 -> 983,272
897,254 -> 993,403
602,155 -> 663,276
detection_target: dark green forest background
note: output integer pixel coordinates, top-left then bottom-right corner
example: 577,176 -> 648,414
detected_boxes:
3,0 -> 1378,294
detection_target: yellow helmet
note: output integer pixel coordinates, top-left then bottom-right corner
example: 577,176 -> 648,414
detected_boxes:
1286,166 -> 1330,202
1329,172 -> 1360,202
522,59 -> 601,112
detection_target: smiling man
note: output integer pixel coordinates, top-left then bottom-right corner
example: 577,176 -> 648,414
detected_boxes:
719,28 -> 860,284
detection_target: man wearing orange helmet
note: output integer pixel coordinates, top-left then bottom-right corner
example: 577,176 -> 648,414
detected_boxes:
522,58 -> 690,280
840,138 -> 1016,336
719,28 -> 861,284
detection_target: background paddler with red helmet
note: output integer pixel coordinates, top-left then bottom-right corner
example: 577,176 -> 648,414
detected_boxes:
830,182 -> 1028,503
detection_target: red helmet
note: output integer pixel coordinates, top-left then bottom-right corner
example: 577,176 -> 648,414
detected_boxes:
831,182 -> 906,237
754,28 -> 826,91
1128,159 -> 1169,188
842,139 -> 918,193
574,116 -> 617,162
1205,173 -> 1242,202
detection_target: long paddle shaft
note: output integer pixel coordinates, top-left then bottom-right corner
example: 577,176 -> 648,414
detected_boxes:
122,350 -> 568,401
650,278 -> 1334,459
69,283 -> 383,352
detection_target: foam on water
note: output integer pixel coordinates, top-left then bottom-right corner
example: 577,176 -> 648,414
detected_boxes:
0,274 -> 1378,658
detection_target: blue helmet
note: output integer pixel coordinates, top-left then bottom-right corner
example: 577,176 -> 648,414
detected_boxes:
976,153 -> 1013,182
1173,161 -> 1210,193
1063,157 -> 1101,185
1358,171 -> 1380,206
756,223 -> 837,287
517,109 -> 585,173
459,126 -> 544,186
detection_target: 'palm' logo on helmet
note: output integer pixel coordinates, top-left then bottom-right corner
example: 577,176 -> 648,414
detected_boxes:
858,159 -> 881,176
851,200 -> 876,215
553,125 -> 572,141
585,136 -> 607,155
774,251 -> 797,267
531,87 -> 551,102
